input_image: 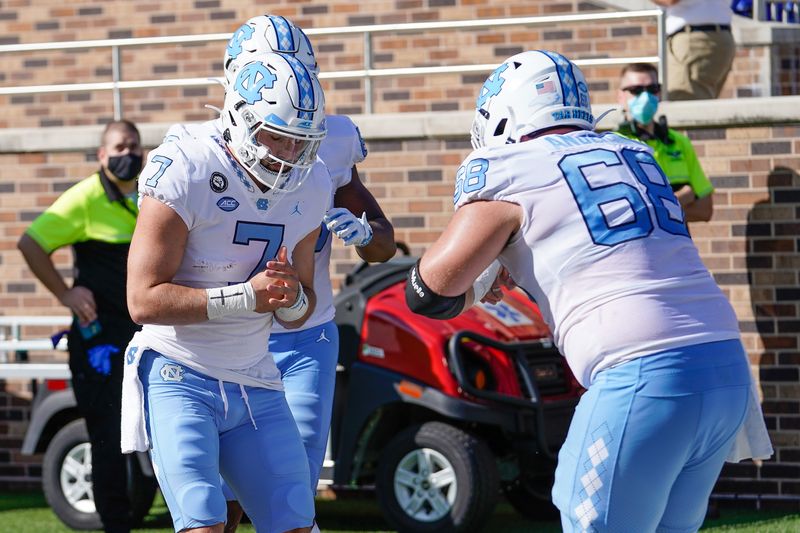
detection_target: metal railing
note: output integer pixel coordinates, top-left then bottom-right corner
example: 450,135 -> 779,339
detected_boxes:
754,0 -> 800,22
0,10 -> 665,117
0,316 -> 70,378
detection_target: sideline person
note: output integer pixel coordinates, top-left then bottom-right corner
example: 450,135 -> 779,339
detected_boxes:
18,120 -> 144,533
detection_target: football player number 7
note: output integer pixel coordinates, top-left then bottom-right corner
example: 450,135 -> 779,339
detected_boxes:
560,148 -> 689,246
232,221 -> 285,283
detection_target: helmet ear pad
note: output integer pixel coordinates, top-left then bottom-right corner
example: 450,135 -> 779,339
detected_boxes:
482,105 -> 518,148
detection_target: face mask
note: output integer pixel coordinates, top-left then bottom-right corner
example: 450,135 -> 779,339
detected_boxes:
106,153 -> 143,182
627,91 -> 659,125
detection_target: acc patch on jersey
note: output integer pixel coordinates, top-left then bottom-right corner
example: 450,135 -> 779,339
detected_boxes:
210,172 -> 228,193
217,196 -> 240,212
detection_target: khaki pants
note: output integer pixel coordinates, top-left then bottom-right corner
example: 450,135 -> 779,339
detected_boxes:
667,28 -> 736,100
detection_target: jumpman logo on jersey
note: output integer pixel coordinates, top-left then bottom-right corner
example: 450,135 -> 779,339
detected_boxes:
316,330 -> 330,343
291,201 -> 302,215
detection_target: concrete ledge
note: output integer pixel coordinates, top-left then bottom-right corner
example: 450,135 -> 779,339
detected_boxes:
0,96 -> 798,152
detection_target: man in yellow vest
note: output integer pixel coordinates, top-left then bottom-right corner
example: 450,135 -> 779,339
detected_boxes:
615,63 -> 713,222
18,120 -> 144,532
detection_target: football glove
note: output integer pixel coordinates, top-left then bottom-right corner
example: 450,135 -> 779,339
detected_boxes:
323,208 -> 373,247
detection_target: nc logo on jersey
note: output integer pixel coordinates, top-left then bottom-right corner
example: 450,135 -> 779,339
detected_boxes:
217,196 -> 240,212
234,62 -> 277,105
256,198 -> 269,211
160,364 -> 184,382
209,172 -> 228,193
125,346 -> 138,365
226,24 -> 254,60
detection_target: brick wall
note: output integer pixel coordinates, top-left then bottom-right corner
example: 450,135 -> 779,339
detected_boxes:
0,0 -> 798,505
1,118 -> 798,502
0,0 -> 792,127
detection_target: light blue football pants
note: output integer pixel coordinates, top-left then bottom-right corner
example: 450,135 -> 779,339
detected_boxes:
221,321 -> 339,502
140,350 -> 314,533
552,339 -> 751,533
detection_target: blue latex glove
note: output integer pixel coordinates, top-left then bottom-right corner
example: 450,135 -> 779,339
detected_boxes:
87,344 -> 119,376
50,330 -> 69,348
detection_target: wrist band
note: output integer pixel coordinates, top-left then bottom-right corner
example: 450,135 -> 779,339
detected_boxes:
275,283 -> 309,322
206,282 -> 256,320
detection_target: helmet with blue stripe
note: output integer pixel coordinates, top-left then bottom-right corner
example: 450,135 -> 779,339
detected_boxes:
222,52 -> 326,193
471,50 -> 594,149
224,15 -> 318,88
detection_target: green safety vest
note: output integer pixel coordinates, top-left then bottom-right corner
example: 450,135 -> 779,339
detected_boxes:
615,122 -> 714,199
26,171 -> 138,319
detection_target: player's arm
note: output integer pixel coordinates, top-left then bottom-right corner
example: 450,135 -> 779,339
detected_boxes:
127,196 -> 214,325
406,200 -> 522,319
127,197 -> 293,325
271,225 -> 320,329
331,166 -> 396,262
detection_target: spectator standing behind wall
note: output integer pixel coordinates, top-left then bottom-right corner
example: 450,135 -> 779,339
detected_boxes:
614,63 -> 714,222
653,0 -> 736,100
17,120 -> 144,533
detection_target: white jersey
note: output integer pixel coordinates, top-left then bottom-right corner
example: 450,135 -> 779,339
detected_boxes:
162,118 -> 223,143
163,115 -> 368,334
454,130 -> 740,388
664,0 -> 732,35
136,133 -> 332,389
273,114 -> 368,333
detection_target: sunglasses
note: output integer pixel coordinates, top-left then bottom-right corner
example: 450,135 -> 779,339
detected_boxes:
622,83 -> 661,96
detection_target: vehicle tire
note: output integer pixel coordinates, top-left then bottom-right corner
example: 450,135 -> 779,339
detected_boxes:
376,421 -> 499,532
42,419 -> 158,530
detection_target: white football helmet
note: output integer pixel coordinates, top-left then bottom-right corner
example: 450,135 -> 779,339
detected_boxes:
471,50 -> 594,149
222,52 -> 326,194
224,15 -> 318,88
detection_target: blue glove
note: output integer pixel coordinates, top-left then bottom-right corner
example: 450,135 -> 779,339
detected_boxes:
87,344 -> 119,376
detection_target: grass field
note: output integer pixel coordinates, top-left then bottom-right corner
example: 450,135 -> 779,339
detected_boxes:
1,491 -> 798,533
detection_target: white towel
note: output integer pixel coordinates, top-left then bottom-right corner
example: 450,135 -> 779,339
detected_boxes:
121,332 -> 150,454
726,378 -> 773,463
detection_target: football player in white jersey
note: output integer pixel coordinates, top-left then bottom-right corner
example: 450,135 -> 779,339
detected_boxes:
163,15 -> 396,533
406,51 -> 772,532
123,52 -> 331,533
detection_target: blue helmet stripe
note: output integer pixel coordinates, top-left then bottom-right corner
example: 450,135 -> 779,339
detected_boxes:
280,54 -> 315,121
269,16 -> 296,52
539,50 -> 579,108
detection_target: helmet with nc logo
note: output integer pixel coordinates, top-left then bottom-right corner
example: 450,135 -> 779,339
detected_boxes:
224,15 -> 318,88
471,50 -> 595,149
222,52 -> 326,194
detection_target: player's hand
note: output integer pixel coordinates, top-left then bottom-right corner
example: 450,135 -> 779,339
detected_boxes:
480,266 -> 516,305
60,287 -> 97,325
251,246 -> 301,313
323,208 -> 373,247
